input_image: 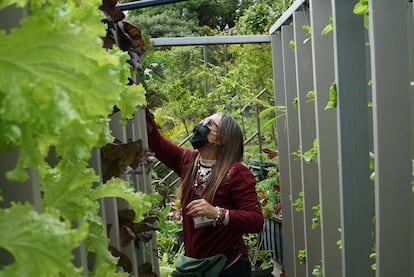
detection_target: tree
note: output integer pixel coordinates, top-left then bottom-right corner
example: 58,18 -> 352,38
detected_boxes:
129,0 -> 255,31
236,0 -> 292,35
132,0 -> 291,150
127,9 -> 199,38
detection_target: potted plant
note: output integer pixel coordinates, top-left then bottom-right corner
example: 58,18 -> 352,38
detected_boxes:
245,233 -> 274,277
256,166 -> 281,219
253,159 -> 284,276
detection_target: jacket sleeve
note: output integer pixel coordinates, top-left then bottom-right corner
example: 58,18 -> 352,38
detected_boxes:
225,163 -> 264,233
146,108 -> 192,176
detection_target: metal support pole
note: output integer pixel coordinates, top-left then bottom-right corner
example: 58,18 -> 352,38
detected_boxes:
117,0 -> 188,11
281,25 -> 306,277
369,1 -> 413,276
271,33 -> 295,277
331,0 -> 374,276
293,10 -> 321,277
309,0 -> 343,275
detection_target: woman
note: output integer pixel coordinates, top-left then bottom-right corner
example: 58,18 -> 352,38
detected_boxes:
146,110 -> 264,276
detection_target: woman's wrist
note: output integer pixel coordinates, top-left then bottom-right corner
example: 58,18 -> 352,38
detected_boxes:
214,206 -> 229,226
222,209 -> 229,225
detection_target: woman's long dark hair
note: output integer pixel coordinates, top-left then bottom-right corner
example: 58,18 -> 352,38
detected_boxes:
179,113 -> 244,205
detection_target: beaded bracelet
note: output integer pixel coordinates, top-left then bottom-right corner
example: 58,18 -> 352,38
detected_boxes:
215,206 -> 227,225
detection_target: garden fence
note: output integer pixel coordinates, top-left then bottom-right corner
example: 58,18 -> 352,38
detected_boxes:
270,0 -> 413,276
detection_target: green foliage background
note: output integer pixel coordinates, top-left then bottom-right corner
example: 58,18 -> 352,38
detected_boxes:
134,1 -> 290,181
134,2 -> 290,273
134,1 -> 290,217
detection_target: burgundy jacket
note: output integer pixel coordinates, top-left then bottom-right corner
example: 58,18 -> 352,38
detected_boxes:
147,117 -> 264,266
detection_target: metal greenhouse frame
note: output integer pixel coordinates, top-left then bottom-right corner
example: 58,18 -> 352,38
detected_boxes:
270,0 -> 413,276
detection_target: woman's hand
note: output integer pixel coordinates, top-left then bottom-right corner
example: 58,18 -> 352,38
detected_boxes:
186,198 -> 217,219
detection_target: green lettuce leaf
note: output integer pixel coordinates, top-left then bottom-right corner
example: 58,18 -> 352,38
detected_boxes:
1,1 -> 155,276
0,203 -> 87,276
0,0 -> 131,181
84,212 -> 129,277
92,178 -> 153,223
118,83 -> 147,125
40,159 -> 100,221
0,0 -> 29,10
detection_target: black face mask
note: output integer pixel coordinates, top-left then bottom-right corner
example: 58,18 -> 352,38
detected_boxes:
190,123 -> 211,149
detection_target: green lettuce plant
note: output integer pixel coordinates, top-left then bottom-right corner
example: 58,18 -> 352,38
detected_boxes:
0,0 -> 151,276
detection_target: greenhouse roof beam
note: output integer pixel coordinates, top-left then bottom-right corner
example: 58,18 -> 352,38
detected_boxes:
150,35 -> 271,47
116,0 -> 188,11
